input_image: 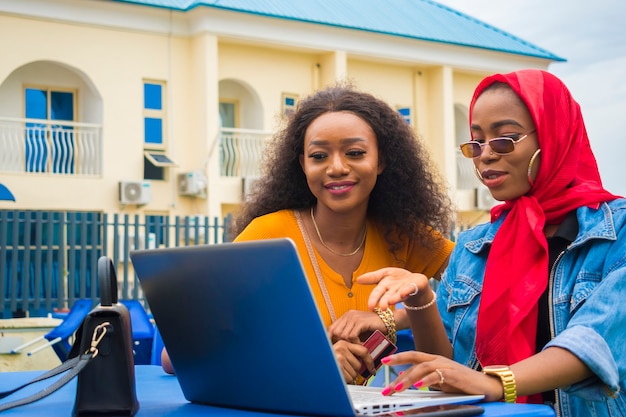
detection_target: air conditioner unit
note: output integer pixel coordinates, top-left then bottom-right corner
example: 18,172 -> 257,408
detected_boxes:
119,181 -> 151,205
242,176 -> 260,201
186,215 -> 207,241
117,232 -> 156,261
454,189 -> 476,212
475,187 -> 497,210
178,171 -> 206,196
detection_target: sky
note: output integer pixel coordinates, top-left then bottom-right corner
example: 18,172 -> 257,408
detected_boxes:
435,0 -> 626,195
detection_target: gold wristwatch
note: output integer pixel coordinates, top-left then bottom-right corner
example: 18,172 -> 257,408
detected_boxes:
482,365 -> 517,403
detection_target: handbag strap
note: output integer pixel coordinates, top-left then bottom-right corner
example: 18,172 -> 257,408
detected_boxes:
0,355 -> 82,401
0,322 -> 109,412
0,355 -> 93,412
295,210 -> 337,322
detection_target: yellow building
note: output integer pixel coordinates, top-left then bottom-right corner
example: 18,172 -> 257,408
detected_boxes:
0,0 -> 563,220
0,1 -> 567,316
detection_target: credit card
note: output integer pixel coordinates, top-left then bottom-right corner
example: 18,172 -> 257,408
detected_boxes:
358,329 -> 398,380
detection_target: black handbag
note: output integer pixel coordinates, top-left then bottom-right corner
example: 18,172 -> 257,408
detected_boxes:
0,256 -> 140,416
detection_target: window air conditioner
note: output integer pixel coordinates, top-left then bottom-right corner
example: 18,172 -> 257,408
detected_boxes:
242,176 -> 260,201
117,232 -> 156,261
475,187 -> 497,210
177,171 -> 207,196
185,216 -> 207,241
454,189 -> 476,212
119,181 -> 151,205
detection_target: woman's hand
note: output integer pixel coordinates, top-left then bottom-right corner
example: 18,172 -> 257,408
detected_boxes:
357,267 -> 432,310
380,351 -> 504,402
328,310 -> 387,344
161,348 -> 175,375
333,340 -> 375,384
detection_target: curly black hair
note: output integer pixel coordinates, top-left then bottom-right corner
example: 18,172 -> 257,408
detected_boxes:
229,82 -> 454,254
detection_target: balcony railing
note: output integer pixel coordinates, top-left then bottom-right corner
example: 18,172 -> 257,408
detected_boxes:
0,121 -> 270,179
0,117 -> 103,176
219,127 -> 272,178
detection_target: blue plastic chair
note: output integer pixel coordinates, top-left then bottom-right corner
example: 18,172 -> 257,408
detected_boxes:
10,298 -> 94,361
151,326 -> 164,366
120,300 -> 155,365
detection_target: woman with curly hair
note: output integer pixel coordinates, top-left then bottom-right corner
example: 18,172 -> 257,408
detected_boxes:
227,83 -> 455,384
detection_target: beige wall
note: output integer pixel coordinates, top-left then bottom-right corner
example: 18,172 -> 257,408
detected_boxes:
347,59 -> 415,106
0,14 -> 191,215
218,43 -> 317,129
0,2 -> 553,218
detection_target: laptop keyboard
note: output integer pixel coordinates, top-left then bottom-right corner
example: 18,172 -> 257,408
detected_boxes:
348,385 -> 473,415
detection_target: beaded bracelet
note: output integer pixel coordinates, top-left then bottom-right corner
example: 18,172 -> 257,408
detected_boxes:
373,307 -> 397,344
402,290 -> 437,311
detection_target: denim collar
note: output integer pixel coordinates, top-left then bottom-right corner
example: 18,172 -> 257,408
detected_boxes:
465,202 -> 616,254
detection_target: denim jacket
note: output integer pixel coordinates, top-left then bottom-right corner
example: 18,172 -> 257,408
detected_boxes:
438,200 -> 626,417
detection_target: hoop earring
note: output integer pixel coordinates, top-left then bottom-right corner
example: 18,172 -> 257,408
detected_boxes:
527,149 -> 541,187
473,166 -> 485,184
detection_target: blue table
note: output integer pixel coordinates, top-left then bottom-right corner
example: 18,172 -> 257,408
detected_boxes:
0,365 -> 555,416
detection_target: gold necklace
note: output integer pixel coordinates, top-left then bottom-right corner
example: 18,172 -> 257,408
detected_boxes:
310,207 -> 366,257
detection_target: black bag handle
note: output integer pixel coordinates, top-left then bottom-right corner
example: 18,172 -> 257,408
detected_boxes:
98,256 -> 118,306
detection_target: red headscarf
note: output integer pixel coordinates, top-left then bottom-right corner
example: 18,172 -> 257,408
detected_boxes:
472,70 -> 619,401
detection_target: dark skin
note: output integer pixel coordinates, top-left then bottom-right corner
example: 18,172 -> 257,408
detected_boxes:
329,263 -> 447,383
163,85 -> 454,380
358,267 -> 592,400
297,111 -> 399,382
356,87 -> 593,401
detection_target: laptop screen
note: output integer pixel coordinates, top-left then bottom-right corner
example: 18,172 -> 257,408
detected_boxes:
131,239 -> 356,417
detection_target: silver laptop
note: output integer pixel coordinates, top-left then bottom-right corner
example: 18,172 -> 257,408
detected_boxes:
130,238 -> 483,416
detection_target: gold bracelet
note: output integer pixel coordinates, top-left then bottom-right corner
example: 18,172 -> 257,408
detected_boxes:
374,307 -> 396,344
402,291 -> 437,311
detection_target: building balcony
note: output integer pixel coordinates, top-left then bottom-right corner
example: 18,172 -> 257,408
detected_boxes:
0,119 -> 272,183
218,127 -> 272,179
0,117 -> 103,176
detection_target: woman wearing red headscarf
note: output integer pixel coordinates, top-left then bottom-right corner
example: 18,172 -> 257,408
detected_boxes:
358,69 -> 625,416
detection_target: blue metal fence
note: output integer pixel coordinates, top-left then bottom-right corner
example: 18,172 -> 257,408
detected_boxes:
0,209 -> 476,319
0,210 -> 231,318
